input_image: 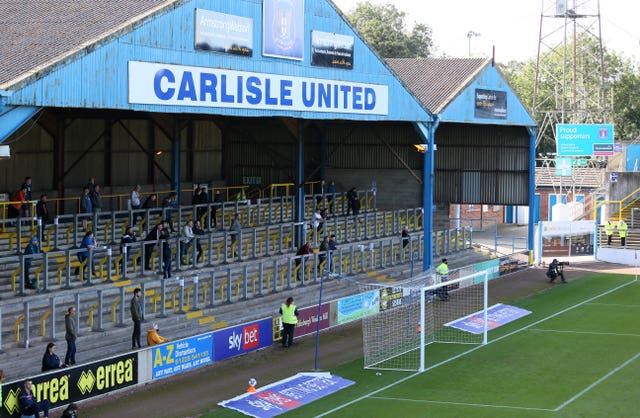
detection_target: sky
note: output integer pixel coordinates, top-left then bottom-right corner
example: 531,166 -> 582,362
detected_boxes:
331,0 -> 640,63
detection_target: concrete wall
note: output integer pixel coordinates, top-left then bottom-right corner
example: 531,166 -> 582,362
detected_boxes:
609,172 -> 640,201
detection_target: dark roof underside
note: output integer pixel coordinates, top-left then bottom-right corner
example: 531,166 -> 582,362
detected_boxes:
0,0 -> 176,89
386,57 -> 487,114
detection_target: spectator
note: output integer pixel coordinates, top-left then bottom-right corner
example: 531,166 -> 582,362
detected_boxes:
144,221 -> 163,271
23,236 -> 41,289
120,226 -> 136,270
328,234 -> 338,272
130,185 -> 142,225
229,213 -> 242,256
61,403 -> 79,418
295,241 -> 314,281
181,219 -> 195,265
162,193 -> 178,233
147,323 -> 169,346
19,379 -> 50,418
85,177 -> 96,195
161,224 -> 172,278
193,187 -> 209,225
21,176 -> 33,217
401,226 -> 410,249
8,186 -> 27,218
346,187 -> 357,216
42,342 -> 65,372
311,207 -> 324,235
64,306 -> 77,366
130,288 -> 143,349
36,194 -> 51,225
79,186 -> 92,231
319,235 -> 330,272
193,219 -> 206,262
142,193 -> 157,209
327,181 -> 336,214
211,189 -> 224,228
75,230 -> 97,279
0,369 -> 5,407
91,184 -> 103,214
279,297 -> 299,348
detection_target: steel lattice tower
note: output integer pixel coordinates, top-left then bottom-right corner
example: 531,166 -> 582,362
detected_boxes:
533,0 -> 611,149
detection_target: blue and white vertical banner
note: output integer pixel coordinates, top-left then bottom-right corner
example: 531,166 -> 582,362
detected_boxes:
263,0 -> 304,60
128,61 -> 388,115
151,334 -> 213,379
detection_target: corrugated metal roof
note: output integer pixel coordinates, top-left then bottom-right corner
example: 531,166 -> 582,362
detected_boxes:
386,57 -> 489,114
535,167 -> 605,189
0,0 -> 182,90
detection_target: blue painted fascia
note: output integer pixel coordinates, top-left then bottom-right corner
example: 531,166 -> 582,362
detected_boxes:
438,64 -> 535,127
3,0 -> 431,123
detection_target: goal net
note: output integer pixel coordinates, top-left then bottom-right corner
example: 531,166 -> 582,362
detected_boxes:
362,270 -> 489,372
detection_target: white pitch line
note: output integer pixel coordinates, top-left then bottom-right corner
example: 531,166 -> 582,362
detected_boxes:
586,302 -> 640,308
370,396 -> 555,412
314,278 -> 637,418
554,351 -> 640,411
528,329 -> 640,338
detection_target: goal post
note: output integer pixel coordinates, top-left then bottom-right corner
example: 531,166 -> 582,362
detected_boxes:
362,270 -> 490,372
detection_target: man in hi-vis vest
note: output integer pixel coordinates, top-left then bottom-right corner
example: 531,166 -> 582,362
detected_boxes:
435,258 -> 449,301
279,297 -> 299,348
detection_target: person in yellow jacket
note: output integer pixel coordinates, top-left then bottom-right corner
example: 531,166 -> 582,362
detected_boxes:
617,219 -> 628,246
147,323 -> 169,346
604,219 -> 616,245
435,258 -> 449,301
279,297 -> 299,348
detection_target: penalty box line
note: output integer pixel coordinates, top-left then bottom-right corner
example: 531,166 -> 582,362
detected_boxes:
554,351 -> 640,411
369,396 -> 555,412
314,278 -> 637,418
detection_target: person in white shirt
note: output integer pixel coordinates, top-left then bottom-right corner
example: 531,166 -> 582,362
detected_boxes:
181,219 -> 195,264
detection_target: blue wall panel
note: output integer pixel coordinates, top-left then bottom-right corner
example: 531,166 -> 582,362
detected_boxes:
438,65 -> 535,127
5,0 -> 430,122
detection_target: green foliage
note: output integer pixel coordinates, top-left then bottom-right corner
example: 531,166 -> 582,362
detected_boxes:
346,2 -> 434,58
501,35 -> 640,150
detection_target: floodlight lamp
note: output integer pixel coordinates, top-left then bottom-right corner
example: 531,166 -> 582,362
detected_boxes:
0,145 -> 9,159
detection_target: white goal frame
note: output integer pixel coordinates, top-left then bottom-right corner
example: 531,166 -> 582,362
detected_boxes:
419,270 -> 489,371
361,269 -> 490,372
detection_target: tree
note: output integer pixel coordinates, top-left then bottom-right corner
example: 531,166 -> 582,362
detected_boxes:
346,2 -> 434,58
501,37 -> 640,153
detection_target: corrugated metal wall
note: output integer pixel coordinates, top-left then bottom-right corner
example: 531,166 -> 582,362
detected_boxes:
435,123 -> 529,205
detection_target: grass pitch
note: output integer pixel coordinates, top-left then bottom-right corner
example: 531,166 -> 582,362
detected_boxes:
211,273 -> 640,417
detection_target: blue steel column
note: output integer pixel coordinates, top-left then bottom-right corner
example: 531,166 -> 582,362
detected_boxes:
172,121 -> 181,197
415,120 -> 438,271
527,127 -> 537,253
296,121 -> 305,247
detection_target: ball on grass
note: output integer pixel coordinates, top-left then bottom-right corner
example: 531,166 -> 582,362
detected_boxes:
249,378 -> 257,387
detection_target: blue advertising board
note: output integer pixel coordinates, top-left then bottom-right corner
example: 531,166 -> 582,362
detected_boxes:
556,124 -> 614,156
151,334 -> 213,379
213,318 -> 273,361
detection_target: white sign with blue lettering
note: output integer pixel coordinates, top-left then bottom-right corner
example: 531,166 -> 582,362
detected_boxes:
128,61 -> 388,115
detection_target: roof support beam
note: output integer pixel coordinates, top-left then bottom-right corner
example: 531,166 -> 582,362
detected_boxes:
0,105 -> 41,143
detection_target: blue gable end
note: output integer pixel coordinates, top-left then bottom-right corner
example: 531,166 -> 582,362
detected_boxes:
438,64 -> 534,126
4,0 -> 431,123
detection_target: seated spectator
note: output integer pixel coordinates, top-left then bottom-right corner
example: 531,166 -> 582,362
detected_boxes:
19,379 -> 50,418
42,342 -> 65,372
23,236 -> 41,289
295,241 -> 314,281
147,323 -> 169,346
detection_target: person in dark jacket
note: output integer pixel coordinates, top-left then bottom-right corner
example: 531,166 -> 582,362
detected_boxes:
61,403 -> 78,418
130,288 -> 143,349
23,236 -> 41,289
42,342 -> 65,372
64,306 -> 77,366
19,379 -> 50,418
